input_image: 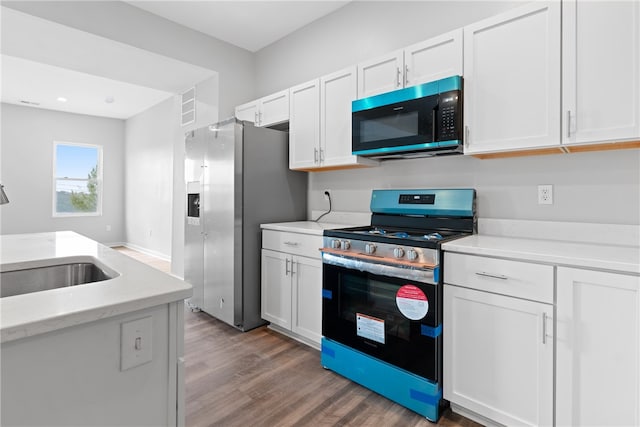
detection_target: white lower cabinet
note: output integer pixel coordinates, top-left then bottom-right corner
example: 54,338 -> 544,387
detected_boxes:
261,230 -> 323,348
444,253 -> 554,426
556,267 -> 640,427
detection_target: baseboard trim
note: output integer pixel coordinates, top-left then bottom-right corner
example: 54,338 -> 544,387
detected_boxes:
118,242 -> 171,262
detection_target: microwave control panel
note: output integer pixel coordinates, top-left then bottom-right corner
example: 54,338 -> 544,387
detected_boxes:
438,90 -> 461,141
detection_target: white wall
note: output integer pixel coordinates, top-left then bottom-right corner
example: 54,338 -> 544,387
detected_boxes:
306,150 -> 640,225
125,75 -> 218,273
255,1 -> 640,226
124,99 -> 178,259
0,103 -> 126,243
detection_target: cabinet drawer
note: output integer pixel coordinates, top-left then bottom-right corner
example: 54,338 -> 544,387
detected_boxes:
262,230 -> 323,259
444,252 -> 554,303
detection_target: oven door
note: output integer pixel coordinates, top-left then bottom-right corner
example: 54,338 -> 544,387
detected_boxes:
322,253 -> 442,382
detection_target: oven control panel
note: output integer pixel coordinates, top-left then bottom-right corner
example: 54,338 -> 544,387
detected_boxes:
324,237 -> 438,267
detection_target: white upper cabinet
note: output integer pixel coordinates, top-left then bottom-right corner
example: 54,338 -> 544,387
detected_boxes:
290,67 -> 378,171
562,0 -> 640,145
463,2 -> 561,154
357,29 -> 463,99
357,50 -> 404,98
234,89 -> 289,128
234,101 -> 258,123
289,79 -> 321,170
404,29 -> 463,87
321,67 -> 377,168
259,89 -> 289,127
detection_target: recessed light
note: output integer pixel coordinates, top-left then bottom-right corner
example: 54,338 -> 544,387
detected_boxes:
57,97 -> 67,102
105,96 -> 115,104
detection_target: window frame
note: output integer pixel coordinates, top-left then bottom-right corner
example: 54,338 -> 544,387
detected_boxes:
52,141 -> 104,217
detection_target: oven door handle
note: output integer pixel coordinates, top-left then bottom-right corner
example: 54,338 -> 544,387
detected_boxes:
321,251 -> 438,285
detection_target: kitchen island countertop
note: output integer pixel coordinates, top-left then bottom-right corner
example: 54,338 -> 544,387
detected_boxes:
0,231 -> 192,343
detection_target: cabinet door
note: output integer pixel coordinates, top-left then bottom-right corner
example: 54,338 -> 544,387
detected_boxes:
556,267 -> 640,427
463,2 -> 561,154
320,66 -> 359,167
404,28 -> 463,87
259,89 -> 289,127
357,50 -> 403,98
235,101 -> 258,124
562,0 -> 640,145
444,285 -> 553,426
291,256 -> 323,346
260,249 -> 292,329
289,79 -> 320,170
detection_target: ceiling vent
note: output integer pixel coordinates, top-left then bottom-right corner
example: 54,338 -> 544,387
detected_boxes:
181,87 -> 196,126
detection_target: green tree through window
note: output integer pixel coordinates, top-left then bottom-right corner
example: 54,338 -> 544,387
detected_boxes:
54,142 -> 102,216
69,165 -> 98,212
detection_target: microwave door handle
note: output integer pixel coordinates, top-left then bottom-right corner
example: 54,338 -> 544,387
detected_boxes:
432,107 -> 437,142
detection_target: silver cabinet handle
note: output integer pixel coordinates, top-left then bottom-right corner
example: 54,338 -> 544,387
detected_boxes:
465,125 -> 470,147
284,241 -> 299,246
397,67 -> 402,87
285,258 -> 290,276
566,110 -> 572,138
291,260 -> 296,276
254,111 -> 258,124
542,312 -> 547,344
319,148 -> 325,162
314,147 -> 319,163
259,111 -> 263,126
405,64 -> 409,86
475,272 -> 508,280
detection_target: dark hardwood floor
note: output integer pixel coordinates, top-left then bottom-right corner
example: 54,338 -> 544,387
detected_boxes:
184,308 -> 482,427
112,247 -> 481,426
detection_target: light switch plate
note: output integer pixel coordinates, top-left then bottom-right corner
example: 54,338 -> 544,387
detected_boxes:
121,316 -> 153,371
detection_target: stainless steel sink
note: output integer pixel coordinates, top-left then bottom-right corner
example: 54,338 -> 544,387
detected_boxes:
1,262 -> 116,298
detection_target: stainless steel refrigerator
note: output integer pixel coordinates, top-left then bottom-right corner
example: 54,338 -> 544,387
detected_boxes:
184,118 -> 307,331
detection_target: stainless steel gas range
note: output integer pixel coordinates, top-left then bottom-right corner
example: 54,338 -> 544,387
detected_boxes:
320,188 -> 476,422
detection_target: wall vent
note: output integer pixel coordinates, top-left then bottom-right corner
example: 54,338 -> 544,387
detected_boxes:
181,87 -> 196,126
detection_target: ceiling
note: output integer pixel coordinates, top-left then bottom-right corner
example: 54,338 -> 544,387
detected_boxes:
1,1 -> 349,119
125,1 -> 350,53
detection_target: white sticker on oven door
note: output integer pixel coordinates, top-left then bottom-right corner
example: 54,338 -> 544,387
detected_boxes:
396,284 -> 429,320
356,313 -> 385,344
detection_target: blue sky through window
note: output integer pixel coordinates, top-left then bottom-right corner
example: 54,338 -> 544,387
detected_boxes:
56,144 -> 98,179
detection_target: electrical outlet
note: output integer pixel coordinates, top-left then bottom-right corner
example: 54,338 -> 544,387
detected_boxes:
323,189 -> 331,200
121,316 -> 153,371
538,185 -> 553,205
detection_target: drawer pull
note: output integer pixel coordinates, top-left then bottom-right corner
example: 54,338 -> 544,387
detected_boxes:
284,241 -> 299,246
542,312 -> 547,344
475,272 -> 508,280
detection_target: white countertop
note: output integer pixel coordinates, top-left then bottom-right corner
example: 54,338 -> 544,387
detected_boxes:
443,234 -> 640,275
0,231 -> 192,343
261,221 -> 362,236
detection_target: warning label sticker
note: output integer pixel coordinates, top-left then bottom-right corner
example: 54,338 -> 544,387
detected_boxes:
396,284 -> 429,320
356,313 -> 385,344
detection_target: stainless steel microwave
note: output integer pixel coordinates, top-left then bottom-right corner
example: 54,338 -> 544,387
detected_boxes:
352,76 -> 463,159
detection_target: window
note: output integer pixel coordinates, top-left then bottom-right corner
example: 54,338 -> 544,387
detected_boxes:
53,142 -> 103,216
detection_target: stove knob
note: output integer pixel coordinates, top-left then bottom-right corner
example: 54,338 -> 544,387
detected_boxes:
341,240 -> 351,250
365,243 -> 377,255
407,249 -> 418,262
393,247 -> 405,258
331,239 -> 341,249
